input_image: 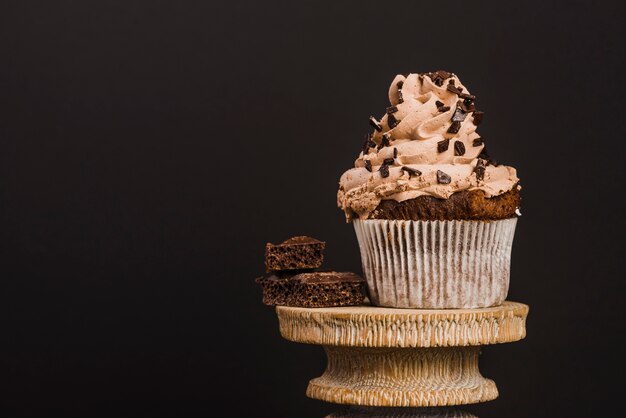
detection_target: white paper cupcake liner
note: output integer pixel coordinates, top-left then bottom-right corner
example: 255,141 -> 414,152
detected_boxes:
353,218 -> 517,309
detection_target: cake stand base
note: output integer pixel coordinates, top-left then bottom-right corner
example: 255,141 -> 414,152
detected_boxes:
326,407 -> 477,418
309,346 -> 496,406
277,301 -> 528,407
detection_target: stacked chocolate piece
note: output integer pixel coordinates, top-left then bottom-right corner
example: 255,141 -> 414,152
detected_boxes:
256,236 -> 367,308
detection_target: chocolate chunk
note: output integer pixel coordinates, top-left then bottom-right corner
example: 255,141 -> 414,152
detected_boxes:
477,147 -> 499,166
362,134 -> 373,154
401,166 -> 422,177
435,100 -> 444,108
386,105 -> 398,114
459,99 -> 476,113
387,112 -> 399,128
378,133 -> 391,149
447,84 -> 462,95
427,70 -> 451,87
383,157 -> 394,165
396,80 -> 404,89
438,105 -> 451,112
397,89 -> 404,104
265,236 -> 326,272
459,92 -> 475,101
256,271 -> 367,308
454,140 -> 466,156
379,164 -> 389,178
447,120 -> 462,134
369,116 -> 383,132
364,159 -> 372,172
474,159 -> 486,181
255,273 -> 297,306
433,70 -> 452,80
452,106 -> 467,122
448,79 -> 455,86
437,138 -> 450,153
393,147 -> 398,158
472,137 -> 484,147
437,170 -> 452,184
472,111 -> 484,125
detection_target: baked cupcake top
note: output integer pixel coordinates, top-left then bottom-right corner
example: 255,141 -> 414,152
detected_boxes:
337,71 -> 520,221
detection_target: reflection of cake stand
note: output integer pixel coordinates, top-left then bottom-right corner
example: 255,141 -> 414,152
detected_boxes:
276,301 -> 528,416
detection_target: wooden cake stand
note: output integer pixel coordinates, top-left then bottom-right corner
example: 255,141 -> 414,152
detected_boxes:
276,301 -> 528,412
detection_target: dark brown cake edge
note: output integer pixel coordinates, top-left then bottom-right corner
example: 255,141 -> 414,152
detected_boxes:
368,188 -> 521,221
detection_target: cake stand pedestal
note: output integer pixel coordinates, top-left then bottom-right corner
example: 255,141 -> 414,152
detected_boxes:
276,301 -> 528,414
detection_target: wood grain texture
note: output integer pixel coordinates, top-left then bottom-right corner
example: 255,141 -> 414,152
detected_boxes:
275,301 -> 528,407
276,301 -> 528,348
307,346 -> 496,407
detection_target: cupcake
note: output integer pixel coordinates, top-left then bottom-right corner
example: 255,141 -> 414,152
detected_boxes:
337,71 -> 521,309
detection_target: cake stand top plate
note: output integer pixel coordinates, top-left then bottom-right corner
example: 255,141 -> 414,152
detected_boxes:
277,301 -> 528,348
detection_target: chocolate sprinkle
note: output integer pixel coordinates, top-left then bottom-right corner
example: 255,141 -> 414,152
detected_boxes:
474,159 -> 486,181
437,138 -> 450,153
426,70 -> 453,87
364,159 -> 372,172
437,170 -> 452,184
386,105 -> 398,114
447,120 -> 462,134
472,137 -> 484,147
459,99 -> 476,113
454,140 -> 466,156
369,116 -> 383,132
393,147 -> 398,158
452,106 -> 467,122
387,113 -> 399,128
477,147 -> 498,166
447,84 -> 463,95
472,111 -> 484,125
401,166 -> 421,177
379,164 -> 389,178
433,70 -> 452,80
362,134 -> 373,154
378,133 -> 391,149
383,157 -> 395,166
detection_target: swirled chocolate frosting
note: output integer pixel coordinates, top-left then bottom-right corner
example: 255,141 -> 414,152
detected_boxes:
338,71 -> 520,221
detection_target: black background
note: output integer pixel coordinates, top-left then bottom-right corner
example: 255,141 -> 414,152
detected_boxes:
1,1 -> 625,417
